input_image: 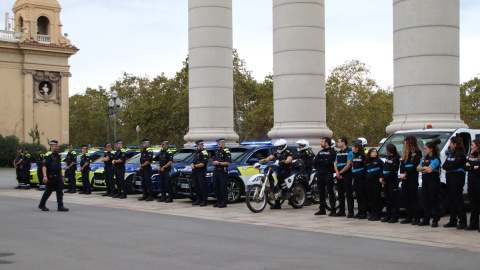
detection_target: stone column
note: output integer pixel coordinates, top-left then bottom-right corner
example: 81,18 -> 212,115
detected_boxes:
386,0 -> 467,133
268,0 -> 332,150
184,0 -> 239,145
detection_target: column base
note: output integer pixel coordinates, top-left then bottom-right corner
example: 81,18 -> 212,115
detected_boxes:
184,128 -> 239,147
268,122 -> 332,153
386,114 -> 468,134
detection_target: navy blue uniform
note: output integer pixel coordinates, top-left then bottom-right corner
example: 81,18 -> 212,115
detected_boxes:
442,152 -> 467,226
140,147 -> 154,198
336,148 -> 354,215
213,148 -> 232,206
80,153 -> 92,193
272,149 -> 293,207
420,156 -> 441,223
466,152 -> 480,229
400,149 -> 422,221
159,148 -> 175,200
36,153 -> 45,188
352,152 -> 367,217
39,151 -> 65,209
103,150 -> 116,196
382,154 -> 400,221
21,153 -> 32,187
15,152 -> 23,187
366,157 -> 384,218
192,150 -> 208,203
65,150 -> 77,192
113,149 -> 127,197
314,147 -> 336,212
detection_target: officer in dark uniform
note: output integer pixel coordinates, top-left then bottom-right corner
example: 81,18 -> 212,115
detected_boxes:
335,137 -> 354,218
313,137 -> 337,215
191,140 -> 209,206
112,140 -> 127,199
261,139 -> 293,210
14,147 -> 23,189
65,145 -> 77,193
38,140 -> 69,212
296,139 -> 314,206
213,138 -> 231,208
138,139 -> 154,201
158,140 -> 174,203
21,148 -> 32,189
79,145 -> 92,194
101,143 -> 115,197
35,148 -> 45,190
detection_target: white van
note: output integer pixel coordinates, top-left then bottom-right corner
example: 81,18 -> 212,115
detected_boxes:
377,128 -> 480,215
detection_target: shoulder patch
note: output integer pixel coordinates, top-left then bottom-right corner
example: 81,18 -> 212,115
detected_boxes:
202,150 -> 208,155
72,151 -> 77,154
45,152 -> 52,156
224,149 -> 230,153
86,153 -> 90,156
121,149 -> 126,153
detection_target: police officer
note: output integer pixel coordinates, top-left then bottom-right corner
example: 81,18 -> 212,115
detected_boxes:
101,143 -> 115,197
158,140 -> 174,203
380,144 -> 401,223
79,145 -> 92,194
191,140 -> 208,206
313,137 -> 336,215
38,140 -> 69,212
36,148 -> 46,191
112,140 -> 127,199
296,139 -> 314,206
335,137 -> 354,218
14,147 -> 23,189
65,145 -> 77,193
138,139 -> 154,201
21,148 -> 32,189
261,139 -> 293,210
213,138 -> 231,208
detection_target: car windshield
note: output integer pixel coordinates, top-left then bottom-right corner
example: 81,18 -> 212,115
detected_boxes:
173,149 -> 196,163
378,132 -> 453,158
93,157 -> 104,164
127,153 -> 141,164
228,147 -> 250,163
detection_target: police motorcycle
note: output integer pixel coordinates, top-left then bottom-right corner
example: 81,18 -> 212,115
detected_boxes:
245,159 -> 307,213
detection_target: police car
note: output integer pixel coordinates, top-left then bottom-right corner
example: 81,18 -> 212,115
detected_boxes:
176,142 -> 299,203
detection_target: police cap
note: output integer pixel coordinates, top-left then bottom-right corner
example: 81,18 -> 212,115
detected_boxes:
17,146 -> 22,150
82,145 -> 88,149
115,140 -> 123,144
104,143 -> 111,148
216,138 -> 226,143
23,148 -> 28,151
67,144 -> 73,148
195,140 -> 204,145
141,139 -> 150,143
36,148 -> 42,151
50,140 -> 59,145
160,140 -> 168,144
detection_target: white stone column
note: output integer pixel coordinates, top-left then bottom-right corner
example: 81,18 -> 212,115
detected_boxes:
268,0 -> 332,149
386,0 -> 467,133
184,0 -> 239,145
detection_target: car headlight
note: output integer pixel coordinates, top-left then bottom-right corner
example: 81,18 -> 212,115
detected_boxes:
206,172 -> 213,178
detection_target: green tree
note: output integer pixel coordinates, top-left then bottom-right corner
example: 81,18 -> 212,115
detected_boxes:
460,77 -> 480,129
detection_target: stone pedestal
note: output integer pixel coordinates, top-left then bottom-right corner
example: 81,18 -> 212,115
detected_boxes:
268,0 -> 332,149
386,0 -> 467,133
184,0 -> 239,145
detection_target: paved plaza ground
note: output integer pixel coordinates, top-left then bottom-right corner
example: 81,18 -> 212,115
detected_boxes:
1,169 -> 479,269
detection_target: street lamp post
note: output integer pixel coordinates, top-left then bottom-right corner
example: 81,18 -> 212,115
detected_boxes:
109,91 -> 121,144
136,125 -> 140,145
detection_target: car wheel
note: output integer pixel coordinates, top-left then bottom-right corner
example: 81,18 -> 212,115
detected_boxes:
125,175 -> 134,194
171,176 -> 182,199
227,178 -> 242,203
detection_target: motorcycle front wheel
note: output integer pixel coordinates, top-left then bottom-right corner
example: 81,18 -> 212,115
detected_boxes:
246,184 -> 267,213
289,183 -> 306,209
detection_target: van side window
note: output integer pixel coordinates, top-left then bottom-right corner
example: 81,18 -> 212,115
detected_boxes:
476,134 -> 480,140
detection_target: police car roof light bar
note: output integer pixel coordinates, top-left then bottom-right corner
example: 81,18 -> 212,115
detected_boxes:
240,141 -> 274,146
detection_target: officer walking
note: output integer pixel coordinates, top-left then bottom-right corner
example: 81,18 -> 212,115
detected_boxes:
191,140 -> 209,206
313,137 -> 337,215
138,139 -> 154,202
296,139 -> 314,206
79,145 -> 92,194
101,143 -> 115,197
158,140 -> 174,203
38,140 -> 69,212
65,145 -> 77,193
36,148 -> 46,191
112,140 -> 127,199
213,139 -> 231,208
14,147 -> 23,189
21,148 -> 32,189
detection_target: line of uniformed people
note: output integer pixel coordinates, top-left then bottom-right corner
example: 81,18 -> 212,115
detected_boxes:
14,147 -> 33,189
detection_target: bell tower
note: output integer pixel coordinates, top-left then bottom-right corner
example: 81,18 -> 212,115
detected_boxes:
0,0 -> 78,146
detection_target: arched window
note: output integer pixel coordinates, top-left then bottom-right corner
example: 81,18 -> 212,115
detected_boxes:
37,16 -> 49,35
18,16 -> 24,32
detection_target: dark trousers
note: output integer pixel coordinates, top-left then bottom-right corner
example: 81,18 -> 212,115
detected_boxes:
159,169 -> 172,199
354,173 -> 367,215
301,171 -> 312,200
115,166 -> 126,195
66,168 -> 76,192
468,181 -> 480,227
104,167 -> 115,195
422,178 -> 440,222
274,169 -> 291,207
23,168 -> 30,186
384,177 -> 400,219
317,173 -> 335,212
366,176 -> 382,217
81,169 -> 91,192
39,174 -> 64,208
16,167 -> 22,185
141,166 -> 153,197
193,170 -> 207,203
214,170 -> 229,205
37,168 -> 44,186
337,173 -> 354,214
402,175 -> 420,220
447,184 -> 467,224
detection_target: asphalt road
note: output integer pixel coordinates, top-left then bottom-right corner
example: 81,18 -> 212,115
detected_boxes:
1,169 -> 479,269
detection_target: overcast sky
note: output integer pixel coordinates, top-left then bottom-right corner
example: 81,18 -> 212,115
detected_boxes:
2,0 -> 479,96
